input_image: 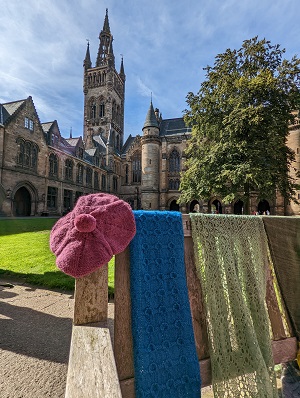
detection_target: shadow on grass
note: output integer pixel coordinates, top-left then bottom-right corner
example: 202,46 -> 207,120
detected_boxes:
0,269 -> 75,292
0,269 -> 115,297
0,218 -> 59,236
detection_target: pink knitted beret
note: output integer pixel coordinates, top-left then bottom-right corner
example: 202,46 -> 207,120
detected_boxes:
50,193 -> 136,278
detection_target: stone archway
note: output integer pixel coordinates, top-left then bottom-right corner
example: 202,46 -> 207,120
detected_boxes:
211,199 -> 222,214
13,187 -> 31,216
170,200 -> 179,211
257,199 -> 270,215
234,199 -> 244,215
190,200 -> 200,213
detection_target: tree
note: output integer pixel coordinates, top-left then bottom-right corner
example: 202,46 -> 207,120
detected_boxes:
180,37 -> 300,214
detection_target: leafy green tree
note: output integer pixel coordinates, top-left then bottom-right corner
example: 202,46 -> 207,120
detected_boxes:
180,37 -> 300,214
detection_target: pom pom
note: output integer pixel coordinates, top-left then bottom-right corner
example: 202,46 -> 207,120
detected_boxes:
74,213 -> 96,232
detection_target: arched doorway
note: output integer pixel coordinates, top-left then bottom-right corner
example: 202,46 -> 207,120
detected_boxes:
14,187 -> 31,216
170,200 -> 179,211
234,200 -> 244,215
212,199 -> 222,214
190,200 -> 200,213
257,199 -> 270,215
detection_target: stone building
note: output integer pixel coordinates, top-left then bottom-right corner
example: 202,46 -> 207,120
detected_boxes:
0,96 -> 110,216
0,9 -> 299,217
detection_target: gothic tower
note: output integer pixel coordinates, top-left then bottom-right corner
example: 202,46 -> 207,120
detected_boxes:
141,101 -> 161,210
83,9 -> 125,152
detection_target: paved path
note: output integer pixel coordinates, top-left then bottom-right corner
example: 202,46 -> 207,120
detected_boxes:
0,278 -> 282,398
0,279 -> 74,398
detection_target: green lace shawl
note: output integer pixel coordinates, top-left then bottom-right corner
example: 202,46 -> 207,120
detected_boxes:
190,214 -> 278,398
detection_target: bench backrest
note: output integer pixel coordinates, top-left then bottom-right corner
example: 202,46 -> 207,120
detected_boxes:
69,214 -> 297,398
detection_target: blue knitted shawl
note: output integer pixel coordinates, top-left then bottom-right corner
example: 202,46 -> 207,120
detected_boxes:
129,211 -> 201,397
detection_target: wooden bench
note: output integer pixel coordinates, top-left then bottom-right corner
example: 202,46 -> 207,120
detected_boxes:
65,214 -> 298,397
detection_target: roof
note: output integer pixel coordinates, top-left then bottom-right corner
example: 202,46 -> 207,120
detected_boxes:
143,101 -> 159,130
65,137 -> 81,146
93,135 -> 107,150
0,99 -> 26,124
121,134 -> 136,154
159,118 -> 191,136
41,121 -> 55,133
2,99 -> 26,116
85,148 -> 97,156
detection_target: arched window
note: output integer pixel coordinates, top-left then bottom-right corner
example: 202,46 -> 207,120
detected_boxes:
16,138 -> 39,170
49,153 -> 58,176
65,159 -> 73,181
112,100 -> 116,121
25,142 -> 31,166
168,178 -> 180,191
94,171 -> 99,189
170,200 -> 180,211
101,174 -> 106,190
17,139 -> 25,165
89,98 -> 96,119
99,102 -> 105,117
116,105 -> 121,125
31,145 -> 38,169
77,164 -> 84,184
169,149 -> 180,174
91,103 -> 96,119
125,164 -> 129,184
77,147 -> 84,159
113,176 -> 118,191
132,151 -> 141,183
86,167 -> 93,186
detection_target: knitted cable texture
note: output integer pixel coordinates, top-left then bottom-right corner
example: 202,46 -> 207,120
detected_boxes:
190,214 -> 278,398
130,211 -> 201,398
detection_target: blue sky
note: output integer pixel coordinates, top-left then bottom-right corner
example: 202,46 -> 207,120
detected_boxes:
1,0 -> 300,141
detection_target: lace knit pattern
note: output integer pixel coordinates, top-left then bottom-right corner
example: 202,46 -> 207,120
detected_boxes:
130,211 -> 201,398
190,214 -> 278,398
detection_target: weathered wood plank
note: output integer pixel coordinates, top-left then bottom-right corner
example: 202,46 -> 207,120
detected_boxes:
119,337 -> 297,396
182,213 -> 192,237
74,265 -> 108,325
114,248 -> 134,381
65,324 -> 122,398
184,234 -> 210,360
119,378 -> 135,398
266,262 -> 287,340
272,337 -> 298,365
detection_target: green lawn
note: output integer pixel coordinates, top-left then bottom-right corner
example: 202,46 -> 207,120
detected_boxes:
0,218 -> 115,295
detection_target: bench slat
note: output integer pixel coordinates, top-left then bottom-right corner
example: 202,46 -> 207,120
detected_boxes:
65,324 -> 122,398
119,337 -> 297,396
184,235 -> 210,360
114,248 -> 134,382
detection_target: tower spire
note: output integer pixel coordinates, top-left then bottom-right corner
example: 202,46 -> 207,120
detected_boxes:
96,8 -> 114,67
119,55 -> 125,81
103,8 -> 110,33
83,40 -> 92,69
143,100 -> 159,130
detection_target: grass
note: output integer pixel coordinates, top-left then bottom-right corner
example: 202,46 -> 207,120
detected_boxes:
0,218 -> 115,295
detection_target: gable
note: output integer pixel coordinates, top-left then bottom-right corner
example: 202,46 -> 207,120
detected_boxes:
3,96 -> 48,151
